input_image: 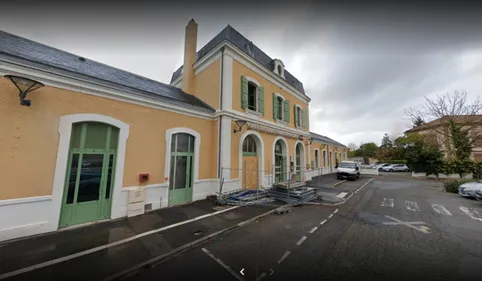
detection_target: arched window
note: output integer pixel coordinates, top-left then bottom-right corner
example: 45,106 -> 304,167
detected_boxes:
247,82 -> 258,111
314,150 -> 319,168
243,135 -> 257,156
322,150 -> 326,167
277,65 -> 282,75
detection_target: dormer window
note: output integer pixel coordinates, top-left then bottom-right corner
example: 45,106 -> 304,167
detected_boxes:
273,59 -> 285,79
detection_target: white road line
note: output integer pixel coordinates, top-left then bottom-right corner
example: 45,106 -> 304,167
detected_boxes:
432,204 -> 452,216
405,200 -> 420,212
334,209 -> 339,214
309,226 -> 318,234
384,215 -> 429,233
383,221 -> 425,225
336,192 -> 348,198
459,206 -> 482,222
296,236 -> 307,246
202,248 -> 245,281
255,272 -> 266,281
328,214 -> 334,219
320,219 -> 327,225
0,206 -> 240,280
381,198 -> 394,207
277,251 -> 291,264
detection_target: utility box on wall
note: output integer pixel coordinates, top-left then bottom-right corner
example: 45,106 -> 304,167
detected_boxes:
127,187 -> 146,217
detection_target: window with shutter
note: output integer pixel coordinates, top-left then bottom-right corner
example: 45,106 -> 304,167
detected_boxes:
258,86 -> 264,114
247,82 -> 257,111
300,109 -> 304,128
304,108 -> 309,129
284,100 -> 290,123
272,93 -> 278,120
294,105 -> 299,127
241,76 -> 248,109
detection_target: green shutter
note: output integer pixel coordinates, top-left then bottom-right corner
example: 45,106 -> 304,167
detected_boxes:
273,93 -> 278,120
304,108 -> 309,129
294,105 -> 298,126
284,100 -> 290,122
258,86 -> 264,114
241,76 -> 248,109
300,109 -> 304,128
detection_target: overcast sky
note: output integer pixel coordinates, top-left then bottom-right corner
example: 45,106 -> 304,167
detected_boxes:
2,0 -> 482,146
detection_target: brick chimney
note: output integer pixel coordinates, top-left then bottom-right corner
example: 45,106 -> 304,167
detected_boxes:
182,19 -> 198,94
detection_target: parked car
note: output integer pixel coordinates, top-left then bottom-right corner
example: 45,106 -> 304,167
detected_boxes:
375,163 -> 391,171
458,181 -> 482,198
381,164 -> 409,172
336,161 -> 360,180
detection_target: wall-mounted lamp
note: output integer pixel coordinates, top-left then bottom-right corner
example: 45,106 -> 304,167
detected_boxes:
5,75 -> 44,106
233,119 -> 247,133
298,135 -> 304,140
308,137 -> 314,145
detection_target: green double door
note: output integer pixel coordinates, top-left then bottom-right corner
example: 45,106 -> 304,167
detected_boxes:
59,122 -> 118,228
169,133 -> 194,206
274,140 -> 286,183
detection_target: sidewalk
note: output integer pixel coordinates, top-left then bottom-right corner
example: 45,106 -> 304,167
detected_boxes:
0,200 -> 282,281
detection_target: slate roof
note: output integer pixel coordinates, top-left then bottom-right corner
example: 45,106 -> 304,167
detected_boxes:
310,132 -> 347,148
0,30 -> 215,112
170,25 -> 307,96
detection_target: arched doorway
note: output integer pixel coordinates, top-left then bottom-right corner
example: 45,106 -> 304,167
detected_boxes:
274,139 -> 287,183
59,122 -> 119,228
242,135 -> 258,189
295,142 -> 305,181
169,133 -> 195,206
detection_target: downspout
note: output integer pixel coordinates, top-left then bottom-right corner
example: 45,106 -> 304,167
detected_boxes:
217,47 -> 225,178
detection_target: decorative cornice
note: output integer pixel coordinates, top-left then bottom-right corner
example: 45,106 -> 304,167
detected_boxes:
247,123 -> 300,139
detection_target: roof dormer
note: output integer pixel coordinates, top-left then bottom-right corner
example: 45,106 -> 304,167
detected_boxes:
273,59 -> 285,79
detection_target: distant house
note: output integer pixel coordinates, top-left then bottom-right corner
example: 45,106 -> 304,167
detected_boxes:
405,115 -> 482,161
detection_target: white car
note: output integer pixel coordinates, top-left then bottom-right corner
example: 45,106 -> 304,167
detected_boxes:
381,164 -> 409,172
458,181 -> 482,198
375,163 -> 391,171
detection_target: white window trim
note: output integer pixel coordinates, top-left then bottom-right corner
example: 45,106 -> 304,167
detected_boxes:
294,140 -> 306,173
322,149 -> 327,167
245,76 -> 260,113
165,127 -> 201,185
52,114 -> 130,227
272,136 -> 290,181
273,59 -> 285,79
295,104 -> 303,128
314,148 -> 320,169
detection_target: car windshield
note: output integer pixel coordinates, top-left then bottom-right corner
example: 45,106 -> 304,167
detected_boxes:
339,162 -> 356,169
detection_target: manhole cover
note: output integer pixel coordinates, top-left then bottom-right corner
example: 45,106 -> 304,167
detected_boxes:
193,230 -> 203,236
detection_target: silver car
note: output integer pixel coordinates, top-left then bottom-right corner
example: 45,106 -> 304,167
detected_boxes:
381,164 -> 409,172
458,181 -> 482,198
475,189 -> 482,201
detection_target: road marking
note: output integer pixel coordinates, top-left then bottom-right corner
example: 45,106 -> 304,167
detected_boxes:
270,269 -> 275,276
278,251 -> 291,264
334,208 -> 339,214
320,219 -> 327,225
333,180 -> 346,187
384,221 -> 425,225
405,200 -> 420,212
383,215 -> 429,233
202,248 -> 245,281
255,272 -> 266,281
459,206 -> 482,222
381,198 -> 394,207
328,214 -> 334,219
337,192 -> 348,198
0,206 -> 240,280
296,236 -> 307,246
309,226 -> 318,234
432,204 -> 452,216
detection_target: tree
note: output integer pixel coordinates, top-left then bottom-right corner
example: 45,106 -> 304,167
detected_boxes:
404,133 -> 444,176
412,116 -> 425,128
347,142 -> 358,151
359,142 -> 378,163
405,91 -> 482,160
380,133 -> 393,148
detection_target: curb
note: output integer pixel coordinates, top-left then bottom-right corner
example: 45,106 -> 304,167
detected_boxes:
101,206 -> 283,281
333,180 -> 346,187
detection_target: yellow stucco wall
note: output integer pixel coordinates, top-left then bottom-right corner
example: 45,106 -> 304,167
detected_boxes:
194,58 -> 221,109
232,61 -> 309,132
0,78 -> 217,200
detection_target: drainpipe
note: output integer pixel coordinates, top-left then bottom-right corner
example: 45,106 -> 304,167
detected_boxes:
217,47 -> 225,178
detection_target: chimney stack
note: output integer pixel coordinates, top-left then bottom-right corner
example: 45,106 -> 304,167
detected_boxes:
182,19 -> 198,94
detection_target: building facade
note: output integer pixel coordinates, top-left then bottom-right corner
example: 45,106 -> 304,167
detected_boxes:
0,20 -> 347,242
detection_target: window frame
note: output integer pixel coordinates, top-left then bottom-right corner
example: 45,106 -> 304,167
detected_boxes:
247,81 -> 258,112
314,149 -> 320,168
295,104 -> 303,128
273,93 -> 287,124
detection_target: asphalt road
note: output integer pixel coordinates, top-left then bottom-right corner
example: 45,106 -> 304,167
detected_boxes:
125,175 -> 482,281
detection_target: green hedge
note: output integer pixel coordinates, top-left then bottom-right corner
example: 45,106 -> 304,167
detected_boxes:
443,179 -> 474,193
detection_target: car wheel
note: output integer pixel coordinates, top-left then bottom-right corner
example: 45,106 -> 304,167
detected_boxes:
404,169 -> 409,172
389,169 -> 394,172
378,168 -> 382,171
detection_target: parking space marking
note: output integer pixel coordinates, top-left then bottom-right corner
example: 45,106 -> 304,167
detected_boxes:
255,272 -> 266,281
201,248 -> 245,281
336,192 -> 348,198
277,251 -> 291,264
334,208 -> 339,214
320,219 -> 327,225
296,236 -> 307,246
432,204 -> 452,216
328,214 -> 333,219
309,226 -> 318,234
381,198 -> 394,207
459,206 -> 482,222
405,200 -> 420,212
